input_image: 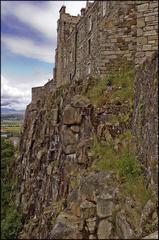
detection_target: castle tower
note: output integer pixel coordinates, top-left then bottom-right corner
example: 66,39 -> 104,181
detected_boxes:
54,6 -> 79,87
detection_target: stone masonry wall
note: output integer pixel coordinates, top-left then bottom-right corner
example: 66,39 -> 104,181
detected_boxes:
54,1 -> 158,87
136,1 -> 158,65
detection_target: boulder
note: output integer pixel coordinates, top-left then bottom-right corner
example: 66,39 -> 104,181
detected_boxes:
50,212 -> 82,239
63,105 -> 82,125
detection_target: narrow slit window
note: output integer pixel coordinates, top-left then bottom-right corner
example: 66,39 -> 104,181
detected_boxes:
103,1 -> 107,16
88,39 -> 91,55
88,15 -> 92,32
88,64 -> 91,75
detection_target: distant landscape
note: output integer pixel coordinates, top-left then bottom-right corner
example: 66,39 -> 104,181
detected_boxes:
1,108 -> 25,139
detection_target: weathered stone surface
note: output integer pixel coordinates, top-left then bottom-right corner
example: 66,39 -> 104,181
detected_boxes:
63,105 -> 82,125
116,212 -> 135,239
61,126 -> 79,154
133,52 -> 158,188
70,125 -> 80,133
140,199 -> 156,226
86,217 -> 97,234
52,108 -> 58,125
80,200 -> 96,219
50,212 -> 82,239
71,95 -> 91,108
97,189 -> 114,218
13,2 -> 158,239
143,231 -> 158,239
79,172 -> 114,202
97,219 -> 112,239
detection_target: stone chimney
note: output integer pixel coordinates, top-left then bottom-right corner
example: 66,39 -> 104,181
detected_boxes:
81,8 -> 86,17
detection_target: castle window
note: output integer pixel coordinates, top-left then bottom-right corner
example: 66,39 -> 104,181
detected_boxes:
70,52 -> 72,62
88,64 -> 91,75
88,39 -> 91,55
88,15 -> 92,32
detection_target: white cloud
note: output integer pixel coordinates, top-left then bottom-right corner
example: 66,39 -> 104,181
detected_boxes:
1,1 -> 86,41
1,75 -> 31,110
1,1 -> 86,63
1,1 -> 87,109
1,34 -> 53,63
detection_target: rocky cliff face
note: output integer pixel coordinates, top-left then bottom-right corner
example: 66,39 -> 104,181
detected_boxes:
15,54 -> 158,239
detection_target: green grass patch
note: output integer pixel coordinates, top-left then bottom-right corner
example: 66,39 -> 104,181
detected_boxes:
86,61 -> 134,107
89,132 -> 151,207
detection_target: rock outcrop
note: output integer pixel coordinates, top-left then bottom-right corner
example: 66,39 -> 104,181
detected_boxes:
15,53 -> 158,239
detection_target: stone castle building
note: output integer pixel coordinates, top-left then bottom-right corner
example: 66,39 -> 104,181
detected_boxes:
32,0 -> 158,99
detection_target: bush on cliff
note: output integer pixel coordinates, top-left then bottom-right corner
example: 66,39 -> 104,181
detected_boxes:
1,138 -> 22,239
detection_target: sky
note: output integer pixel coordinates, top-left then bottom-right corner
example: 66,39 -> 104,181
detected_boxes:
1,1 -> 86,110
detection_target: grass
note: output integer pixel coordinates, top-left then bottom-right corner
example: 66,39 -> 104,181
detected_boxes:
86,61 -> 134,107
1,121 -> 22,136
89,131 -> 151,207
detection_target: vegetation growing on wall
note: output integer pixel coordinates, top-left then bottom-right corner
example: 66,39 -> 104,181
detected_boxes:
87,61 -> 134,107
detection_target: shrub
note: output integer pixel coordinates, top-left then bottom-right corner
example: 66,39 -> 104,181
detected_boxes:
1,138 -> 22,239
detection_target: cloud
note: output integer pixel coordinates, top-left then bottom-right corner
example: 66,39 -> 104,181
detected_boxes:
1,34 -> 53,63
1,1 -> 87,109
1,75 -> 31,110
1,1 -> 86,41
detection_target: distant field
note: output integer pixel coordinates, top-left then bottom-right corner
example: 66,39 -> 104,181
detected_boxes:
1,120 -> 23,136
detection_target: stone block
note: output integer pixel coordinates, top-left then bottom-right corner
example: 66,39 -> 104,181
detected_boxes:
137,17 -> 145,27
97,192 -> 114,218
86,217 -> 97,234
142,44 -> 152,51
148,35 -> 158,40
97,219 -> 112,239
63,105 -> 82,125
80,200 -> 96,219
143,30 -> 157,36
137,3 -> 149,12
137,29 -> 143,36
149,2 -> 158,9
138,36 -> 148,45
145,16 -> 156,22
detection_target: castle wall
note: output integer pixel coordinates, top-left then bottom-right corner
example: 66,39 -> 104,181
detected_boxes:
54,1 -> 158,87
136,1 -> 158,65
32,87 -> 44,102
